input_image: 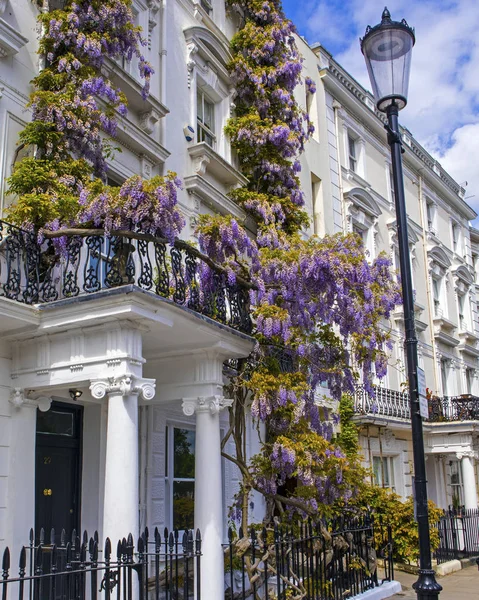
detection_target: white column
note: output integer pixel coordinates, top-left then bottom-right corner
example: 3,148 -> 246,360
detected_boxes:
183,396 -> 232,600
460,453 -> 478,509
90,375 -> 155,544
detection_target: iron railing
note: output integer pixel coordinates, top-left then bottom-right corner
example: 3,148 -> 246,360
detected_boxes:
1,527 -> 201,600
224,517 -> 393,600
0,220 -> 252,334
354,386 -> 479,424
428,395 -> 479,422
354,384 -> 411,420
434,507 -> 479,564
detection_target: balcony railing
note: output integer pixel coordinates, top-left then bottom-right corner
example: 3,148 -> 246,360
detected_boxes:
354,384 -> 411,420
354,386 -> 479,423
429,395 -> 479,422
0,220 -> 252,334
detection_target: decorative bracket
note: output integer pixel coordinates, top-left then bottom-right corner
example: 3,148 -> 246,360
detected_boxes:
139,109 -> 160,135
9,388 -> 52,411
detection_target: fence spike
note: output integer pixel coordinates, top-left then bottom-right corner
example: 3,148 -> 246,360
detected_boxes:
39,528 -> 45,544
104,538 -> 111,561
92,540 -> 98,564
94,530 -> 99,544
168,531 -> 174,552
195,529 -> 202,554
50,528 -> 55,546
228,526 -> 233,543
60,529 -> 66,547
65,542 -> 72,565
19,546 -> 26,571
144,526 -> 149,540
137,536 -> 144,555
29,529 -> 34,545
117,540 -> 122,560
188,530 -> 194,553
2,547 -> 10,573
71,529 -> 76,546
164,527 -> 168,540
83,530 -> 88,545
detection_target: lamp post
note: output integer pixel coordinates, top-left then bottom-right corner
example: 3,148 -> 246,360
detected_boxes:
361,9 -> 442,600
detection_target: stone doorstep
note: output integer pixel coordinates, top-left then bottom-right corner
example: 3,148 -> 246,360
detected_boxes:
395,556 -> 478,578
350,581 -> 402,600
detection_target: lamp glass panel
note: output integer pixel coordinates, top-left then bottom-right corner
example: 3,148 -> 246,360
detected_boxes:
363,27 -> 413,109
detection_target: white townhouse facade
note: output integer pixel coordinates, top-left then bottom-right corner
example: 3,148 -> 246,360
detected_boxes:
296,38 -> 479,512
0,1 -> 269,598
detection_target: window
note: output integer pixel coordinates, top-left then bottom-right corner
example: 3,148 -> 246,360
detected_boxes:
452,223 -> 459,253
373,456 -> 395,491
458,293 -> 466,330
389,167 -> 395,204
441,359 -> 449,396
466,368 -> 474,395
200,0 -> 212,14
353,224 -> 367,247
426,200 -> 435,234
348,135 -> 357,172
165,427 -> 196,531
450,460 -> 463,508
432,278 -> 441,317
197,90 -> 215,147
311,176 -> 322,236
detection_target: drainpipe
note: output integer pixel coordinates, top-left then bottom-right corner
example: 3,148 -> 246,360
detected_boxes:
332,100 -> 347,232
417,173 -> 440,393
366,425 -> 373,485
159,0 -> 167,150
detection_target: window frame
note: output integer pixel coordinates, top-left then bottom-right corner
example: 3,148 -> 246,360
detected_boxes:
372,456 -> 396,492
196,87 -> 216,148
165,424 -> 196,532
348,134 -> 357,173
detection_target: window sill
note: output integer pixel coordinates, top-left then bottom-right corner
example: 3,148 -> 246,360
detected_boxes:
184,174 -> 246,220
188,142 -> 248,188
103,57 -> 169,118
0,18 -> 28,57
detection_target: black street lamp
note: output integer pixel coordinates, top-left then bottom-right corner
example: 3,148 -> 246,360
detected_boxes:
361,8 -> 442,600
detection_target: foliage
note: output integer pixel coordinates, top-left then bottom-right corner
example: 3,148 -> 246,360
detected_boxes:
353,485 -> 442,564
6,0 -> 185,240
195,0 -> 402,527
336,395 -> 360,459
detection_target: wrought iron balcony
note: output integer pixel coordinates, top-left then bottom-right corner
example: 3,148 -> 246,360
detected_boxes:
0,220 -> 252,334
354,384 -> 479,424
354,384 -> 411,420
429,394 -> 479,422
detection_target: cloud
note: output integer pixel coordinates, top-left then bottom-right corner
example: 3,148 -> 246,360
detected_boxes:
284,0 -> 479,223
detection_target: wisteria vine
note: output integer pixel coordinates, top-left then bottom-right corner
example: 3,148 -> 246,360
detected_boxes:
7,0 -> 184,239
196,0 -> 401,526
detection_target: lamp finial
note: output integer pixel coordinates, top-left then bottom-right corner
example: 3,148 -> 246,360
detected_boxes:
382,7 -> 391,22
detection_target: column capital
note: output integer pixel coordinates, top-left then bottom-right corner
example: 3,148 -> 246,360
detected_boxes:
90,375 -> 156,401
456,451 -> 477,461
182,396 -> 233,417
9,388 -> 52,411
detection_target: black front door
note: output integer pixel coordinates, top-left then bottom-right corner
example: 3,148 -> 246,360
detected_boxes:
35,401 -> 83,544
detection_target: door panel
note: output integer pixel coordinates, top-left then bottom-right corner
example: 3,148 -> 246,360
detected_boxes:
35,402 -> 82,544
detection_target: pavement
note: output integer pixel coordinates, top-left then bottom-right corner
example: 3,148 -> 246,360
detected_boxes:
390,565 -> 479,599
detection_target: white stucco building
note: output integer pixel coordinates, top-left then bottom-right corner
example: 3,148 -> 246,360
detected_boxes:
297,38 -> 479,512
0,0 -> 478,596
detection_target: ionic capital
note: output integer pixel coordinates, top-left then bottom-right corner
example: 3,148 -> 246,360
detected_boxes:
9,388 -> 52,411
182,395 -> 233,417
90,375 -> 156,401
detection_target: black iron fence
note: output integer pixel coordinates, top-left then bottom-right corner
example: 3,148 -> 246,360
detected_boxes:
224,517 -> 393,600
434,507 -> 479,564
0,527 -> 201,600
0,220 -> 252,334
354,385 -> 479,424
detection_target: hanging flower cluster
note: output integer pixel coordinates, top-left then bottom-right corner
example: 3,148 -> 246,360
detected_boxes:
6,0 -> 185,241
197,0 -> 402,524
